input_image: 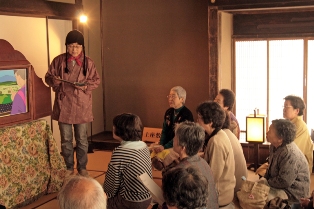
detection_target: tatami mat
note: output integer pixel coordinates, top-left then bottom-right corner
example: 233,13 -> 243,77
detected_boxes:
20,193 -> 58,209
19,150 -> 314,209
35,200 -> 59,209
86,150 -> 112,172
95,174 -> 106,185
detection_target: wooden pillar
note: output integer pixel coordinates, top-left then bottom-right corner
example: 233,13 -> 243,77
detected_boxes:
208,7 -> 219,100
100,0 -> 106,130
73,0 -> 84,32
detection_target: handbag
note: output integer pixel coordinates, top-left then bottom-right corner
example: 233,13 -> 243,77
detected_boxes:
237,180 -> 270,209
151,148 -> 179,171
263,197 -> 291,209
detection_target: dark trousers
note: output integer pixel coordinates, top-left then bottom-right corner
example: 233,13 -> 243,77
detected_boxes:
107,193 -> 151,209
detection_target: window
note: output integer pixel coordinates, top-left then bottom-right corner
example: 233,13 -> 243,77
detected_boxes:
307,40 -> 314,135
235,39 -> 313,142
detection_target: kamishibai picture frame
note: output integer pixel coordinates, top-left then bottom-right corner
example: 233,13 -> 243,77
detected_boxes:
0,68 -> 28,117
0,65 -> 33,127
0,39 -> 51,128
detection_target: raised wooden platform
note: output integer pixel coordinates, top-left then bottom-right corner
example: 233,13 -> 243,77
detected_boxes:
88,131 -> 120,151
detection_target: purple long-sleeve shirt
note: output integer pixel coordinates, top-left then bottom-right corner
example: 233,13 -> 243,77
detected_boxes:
11,85 -> 26,115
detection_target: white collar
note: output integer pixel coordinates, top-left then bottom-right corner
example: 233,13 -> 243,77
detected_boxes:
120,140 -> 147,149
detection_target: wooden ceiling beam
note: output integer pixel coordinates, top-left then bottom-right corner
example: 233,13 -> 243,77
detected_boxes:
209,0 -> 314,12
0,0 -> 82,19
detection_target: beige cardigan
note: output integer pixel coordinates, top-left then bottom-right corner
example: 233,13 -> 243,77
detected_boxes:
291,116 -> 313,173
223,129 -> 248,194
204,129 -> 236,206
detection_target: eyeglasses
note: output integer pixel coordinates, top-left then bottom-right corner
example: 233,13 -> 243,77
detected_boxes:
282,105 -> 294,109
167,95 -> 177,99
67,45 -> 82,50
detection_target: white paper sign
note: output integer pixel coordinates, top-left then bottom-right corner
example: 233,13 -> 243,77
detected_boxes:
137,172 -> 164,205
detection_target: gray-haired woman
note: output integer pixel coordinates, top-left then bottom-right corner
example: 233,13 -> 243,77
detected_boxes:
154,86 -> 194,154
263,119 -> 310,205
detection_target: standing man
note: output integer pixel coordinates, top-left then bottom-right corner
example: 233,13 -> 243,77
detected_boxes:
214,89 -> 240,139
45,29 -> 100,177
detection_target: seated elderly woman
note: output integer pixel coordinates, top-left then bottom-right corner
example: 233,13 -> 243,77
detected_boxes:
262,119 -> 310,204
154,86 -> 194,153
162,166 -> 209,209
221,110 -> 247,195
103,113 -> 152,209
171,121 -> 219,209
214,89 -> 240,139
283,95 -> 313,173
256,95 -> 313,177
196,101 -> 235,209
151,86 -> 194,171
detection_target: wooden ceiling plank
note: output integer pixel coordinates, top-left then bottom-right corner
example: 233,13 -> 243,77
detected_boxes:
0,0 -> 82,19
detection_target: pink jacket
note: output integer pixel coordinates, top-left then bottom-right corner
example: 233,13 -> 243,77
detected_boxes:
45,53 -> 100,124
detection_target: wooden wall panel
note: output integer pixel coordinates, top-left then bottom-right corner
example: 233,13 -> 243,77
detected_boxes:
0,0 -> 80,19
208,7 -> 219,99
208,0 -> 314,11
242,143 -> 270,165
234,11 -> 314,37
103,0 -> 210,130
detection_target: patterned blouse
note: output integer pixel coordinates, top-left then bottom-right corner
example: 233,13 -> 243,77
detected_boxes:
265,142 -> 310,202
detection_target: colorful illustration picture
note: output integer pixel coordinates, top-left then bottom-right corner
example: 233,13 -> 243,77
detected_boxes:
0,69 -> 28,117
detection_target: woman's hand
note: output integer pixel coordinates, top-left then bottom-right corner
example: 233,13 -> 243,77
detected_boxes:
75,85 -> 87,91
53,76 -> 62,86
300,198 -> 310,207
153,145 -> 164,153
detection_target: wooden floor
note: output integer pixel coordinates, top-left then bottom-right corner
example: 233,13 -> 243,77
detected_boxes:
88,131 -> 120,151
20,150 -> 163,209
19,141 -> 314,209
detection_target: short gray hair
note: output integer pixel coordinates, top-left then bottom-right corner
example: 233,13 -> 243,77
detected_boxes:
271,119 -> 296,145
58,175 -> 107,209
175,121 -> 205,156
171,86 -> 187,104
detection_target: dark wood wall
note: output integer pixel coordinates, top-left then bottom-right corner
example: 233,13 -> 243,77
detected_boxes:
0,0 -> 211,131
0,0 -> 80,19
209,0 -> 314,11
242,143 -> 270,164
102,0 -> 210,129
234,11 -> 314,38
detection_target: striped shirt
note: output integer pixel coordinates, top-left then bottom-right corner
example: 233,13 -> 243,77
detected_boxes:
103,141 -> 152,202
